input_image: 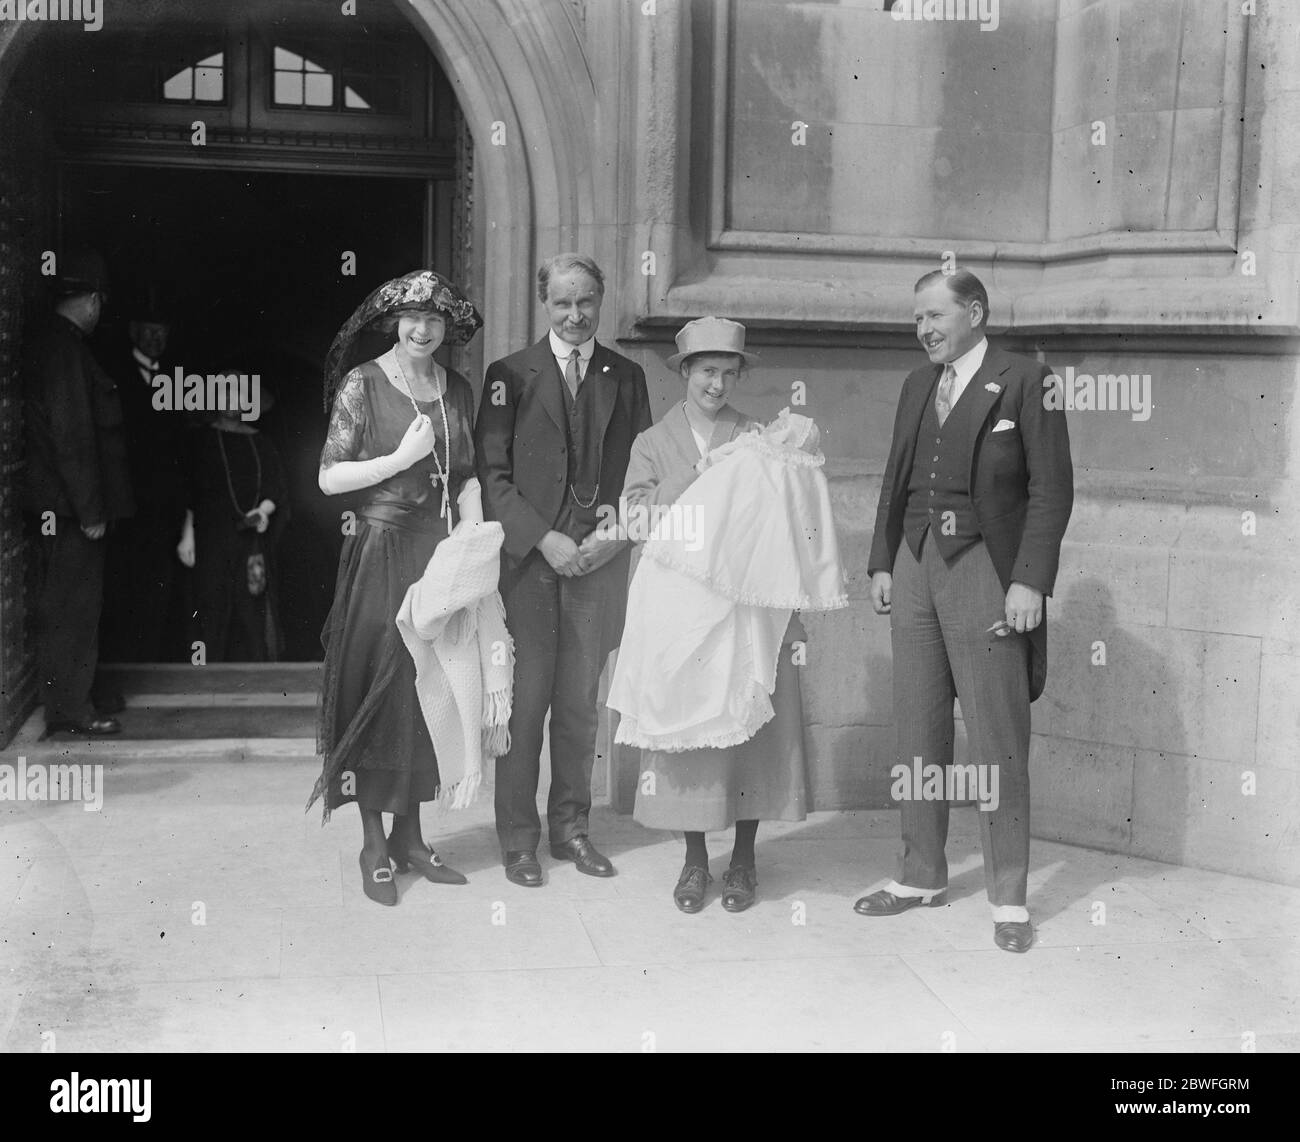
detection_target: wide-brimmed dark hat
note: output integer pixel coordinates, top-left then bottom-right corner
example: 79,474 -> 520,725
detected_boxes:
323,269 -> 482,409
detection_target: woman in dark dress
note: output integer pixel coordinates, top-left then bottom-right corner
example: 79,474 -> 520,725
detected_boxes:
177,403 -> 289,662
307,270 -> 483,906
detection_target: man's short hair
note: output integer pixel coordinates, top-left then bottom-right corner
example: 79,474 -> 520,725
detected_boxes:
537,253 -> 605,302
914,268 -> 989,328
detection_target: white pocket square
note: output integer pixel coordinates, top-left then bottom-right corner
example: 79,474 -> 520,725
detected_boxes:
984,382 -> 1000,393
992,419 -> 1016,432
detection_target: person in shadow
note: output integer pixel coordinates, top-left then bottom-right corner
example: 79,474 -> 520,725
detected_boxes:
22,249 -> 133,736
177,379 -> 289,663
99,286 -> 185,664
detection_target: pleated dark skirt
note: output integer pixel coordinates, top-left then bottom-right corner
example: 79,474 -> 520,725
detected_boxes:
310,516 -> 443,819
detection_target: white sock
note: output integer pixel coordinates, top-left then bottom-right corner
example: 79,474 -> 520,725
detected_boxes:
991,904 -> 1029,924
884,879 -> 944,900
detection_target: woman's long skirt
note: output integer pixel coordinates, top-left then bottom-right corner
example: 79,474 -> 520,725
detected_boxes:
310,518 -> 441,819
632,648 -> 809,831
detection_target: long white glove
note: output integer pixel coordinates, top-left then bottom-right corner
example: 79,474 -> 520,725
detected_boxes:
319,413 -> 435,495
456,477 -> 484,524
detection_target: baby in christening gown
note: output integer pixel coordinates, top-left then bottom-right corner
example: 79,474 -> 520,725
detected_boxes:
609,408 -> 847,752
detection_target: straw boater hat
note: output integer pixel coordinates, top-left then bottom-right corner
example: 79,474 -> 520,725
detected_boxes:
667,316 -> 759,369
323,269 -> 483,409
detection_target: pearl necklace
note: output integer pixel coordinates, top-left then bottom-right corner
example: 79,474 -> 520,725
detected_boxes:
391,350 -> 453,529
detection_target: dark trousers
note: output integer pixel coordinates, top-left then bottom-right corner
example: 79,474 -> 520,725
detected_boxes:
495,551 -> 618,853
101,511 -> 178,662
891,533 -> 1032,906
34,517 -> 107,725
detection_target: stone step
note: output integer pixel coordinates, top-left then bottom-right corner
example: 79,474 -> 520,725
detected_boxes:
98,662 -> 322,707
95,704 -> 317,739
2,737 -> 318,766
1,705 -> 318,766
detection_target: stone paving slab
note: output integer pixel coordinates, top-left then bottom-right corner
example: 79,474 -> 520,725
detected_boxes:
0,757 -> 1296,1052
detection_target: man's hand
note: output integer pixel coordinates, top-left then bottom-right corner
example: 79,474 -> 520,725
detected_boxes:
1003,581 -> 1044,634
869,571 -> 892,615
538,530 -> 583,577
575,531 -> 625,576
81,522 -> 106,541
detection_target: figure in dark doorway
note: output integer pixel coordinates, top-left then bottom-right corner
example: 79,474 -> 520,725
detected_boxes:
100,286 -> 187,663
22,249 -> 134,736
178,386 -> 288,663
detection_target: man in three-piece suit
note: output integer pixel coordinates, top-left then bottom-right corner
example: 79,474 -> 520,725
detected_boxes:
857,269 -> 1073,952
475,253 -> 652,886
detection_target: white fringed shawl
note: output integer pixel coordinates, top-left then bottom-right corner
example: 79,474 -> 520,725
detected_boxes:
608,410 -> 846,752
396,521 -> 514,807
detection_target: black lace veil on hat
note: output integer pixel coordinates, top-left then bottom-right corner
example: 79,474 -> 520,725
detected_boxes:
323,269 -> 483,410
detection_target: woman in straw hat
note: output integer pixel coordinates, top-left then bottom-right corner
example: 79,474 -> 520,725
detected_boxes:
308,269 -> 483,905
618,317 -> 810,914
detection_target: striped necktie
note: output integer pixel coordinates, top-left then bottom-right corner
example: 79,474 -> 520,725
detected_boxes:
565,349 -> 582,397
935,364 -> 956,427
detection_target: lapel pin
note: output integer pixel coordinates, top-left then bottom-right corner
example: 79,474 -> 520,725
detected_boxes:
984,382 -> 1000,393
602,365 -> 610,373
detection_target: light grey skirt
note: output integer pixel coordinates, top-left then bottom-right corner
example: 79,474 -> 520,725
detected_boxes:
633,653 -> 809,832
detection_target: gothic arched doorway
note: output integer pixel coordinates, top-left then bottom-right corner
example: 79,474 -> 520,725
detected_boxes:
0,0 -> 603,742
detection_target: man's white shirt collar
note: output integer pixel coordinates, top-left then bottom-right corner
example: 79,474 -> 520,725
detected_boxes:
132,346 -> 158,374
945,336 -> 988,404
549,329 -> 595,366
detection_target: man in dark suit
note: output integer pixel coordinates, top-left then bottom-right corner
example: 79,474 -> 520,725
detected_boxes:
100,290 -> 185,663
475,253 -> 652,886
23,249 -> 135,736
857,269 -> 1073,952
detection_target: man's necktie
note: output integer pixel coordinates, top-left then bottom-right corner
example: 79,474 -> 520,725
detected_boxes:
565,349 -> 582,398
935,364 -> 956,427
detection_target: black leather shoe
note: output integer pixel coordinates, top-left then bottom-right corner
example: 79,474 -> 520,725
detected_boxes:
387,832 -> 468,885
42,716 -> 121,739
853,888 -> 945,916
504,850 -> 542,887
720,864 -> 758,913
994,920 -> 1034,953
549,836 -> 615,877
673,864 -> 711,913
359,849 -> 397,906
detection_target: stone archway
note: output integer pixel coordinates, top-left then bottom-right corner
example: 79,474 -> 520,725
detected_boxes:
397,0 -> 602,364
0,0 -> 607,371
0,0 -> 615,744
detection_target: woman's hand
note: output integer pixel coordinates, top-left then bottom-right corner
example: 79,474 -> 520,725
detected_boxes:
177,525 -> 196,568
456,478 -> 484,524
252,499 -> 277,534
391,413 -> 437,468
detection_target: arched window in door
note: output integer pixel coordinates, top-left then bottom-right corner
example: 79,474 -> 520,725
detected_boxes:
162,52 -> 225,104
270,37 -> 405,115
